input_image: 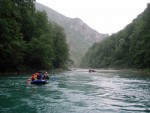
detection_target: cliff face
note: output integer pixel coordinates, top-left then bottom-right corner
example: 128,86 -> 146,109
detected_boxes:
36,3 -> 108,66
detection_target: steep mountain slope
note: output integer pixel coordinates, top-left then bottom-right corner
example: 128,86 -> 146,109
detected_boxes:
80,4 -> 150,69
35,3 -> 108,66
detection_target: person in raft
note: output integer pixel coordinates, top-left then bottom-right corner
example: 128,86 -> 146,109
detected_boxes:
43,72 -> 49,80
31,71 -> 49,81
31,73 -> 36,81
35,71 -> 42,80
31,71 -> 42,81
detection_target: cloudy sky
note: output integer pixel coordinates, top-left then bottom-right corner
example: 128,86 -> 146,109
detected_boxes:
36,0 -> 150,34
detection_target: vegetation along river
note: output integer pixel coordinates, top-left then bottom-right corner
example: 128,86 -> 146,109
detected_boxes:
0,69 -> 150,113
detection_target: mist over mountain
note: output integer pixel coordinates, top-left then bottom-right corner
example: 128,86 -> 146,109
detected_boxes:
35,2 -> 108,66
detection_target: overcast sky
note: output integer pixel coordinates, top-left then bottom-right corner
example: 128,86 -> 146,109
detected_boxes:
36,0 -> 150,34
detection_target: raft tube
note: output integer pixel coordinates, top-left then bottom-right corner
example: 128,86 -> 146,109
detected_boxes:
31,79 -> 48,84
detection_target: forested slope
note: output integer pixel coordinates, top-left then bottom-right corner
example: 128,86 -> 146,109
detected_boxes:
0,0 -> 69,72
80,4 -> 150,69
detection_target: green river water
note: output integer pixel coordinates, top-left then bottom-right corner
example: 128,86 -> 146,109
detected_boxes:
0,69 -> 150,113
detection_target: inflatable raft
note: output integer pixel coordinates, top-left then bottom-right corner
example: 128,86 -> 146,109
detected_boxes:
31,79 -> 48,84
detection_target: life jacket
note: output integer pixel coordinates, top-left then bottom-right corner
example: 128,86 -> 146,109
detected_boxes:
31,74 -> 35,81
36,73 -> 42,79
34,74 -> 37,80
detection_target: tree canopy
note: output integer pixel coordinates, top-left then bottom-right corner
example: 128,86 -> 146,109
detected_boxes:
0,0 -> 69,72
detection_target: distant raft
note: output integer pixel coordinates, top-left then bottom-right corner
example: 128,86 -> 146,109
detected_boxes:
89,69 -> 96,72
31,79 -> 48,84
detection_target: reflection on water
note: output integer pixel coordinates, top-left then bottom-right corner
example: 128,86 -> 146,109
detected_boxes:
0,69 -> 150,113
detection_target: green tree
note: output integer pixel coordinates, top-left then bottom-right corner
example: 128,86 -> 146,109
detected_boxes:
0,0 -> 70,72
26,34 -> 54,70
51,23 -> 69,68
0,0 -> 25,72
13,0 -> 36,42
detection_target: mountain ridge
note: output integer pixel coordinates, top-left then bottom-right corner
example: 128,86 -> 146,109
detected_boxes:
35,2 -> 108,66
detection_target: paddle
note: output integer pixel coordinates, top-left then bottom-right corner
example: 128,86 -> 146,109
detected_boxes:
27,79 -> 31,82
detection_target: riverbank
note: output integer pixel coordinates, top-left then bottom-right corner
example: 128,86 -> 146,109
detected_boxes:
75,68 -> 150,75
0,68 -> 67,76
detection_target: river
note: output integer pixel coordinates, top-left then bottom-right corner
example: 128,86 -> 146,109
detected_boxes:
0,69 -> 150,113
